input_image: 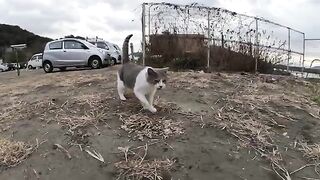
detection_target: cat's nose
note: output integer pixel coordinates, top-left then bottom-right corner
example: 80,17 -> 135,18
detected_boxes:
158,86 -> 163,89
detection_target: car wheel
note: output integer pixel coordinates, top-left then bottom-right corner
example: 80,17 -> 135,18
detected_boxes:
0,69 -> 3,72
43,61 -> 53,73
110,58 -> 116,66
28,65 -> 33,70
59,67 -> 67,71
90,59 -> 101,69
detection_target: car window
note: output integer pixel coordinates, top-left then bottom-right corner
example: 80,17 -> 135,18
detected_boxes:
49,41 -> 63,50
96,42 -> 109,50
114,45 -> 120,50
30,56 -> 37,61
38,55 -> 43,59
64,40 -> 87,49
105,43 -> 111,50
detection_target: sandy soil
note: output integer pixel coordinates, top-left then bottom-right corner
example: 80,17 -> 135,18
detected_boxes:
0,66 -> 320,180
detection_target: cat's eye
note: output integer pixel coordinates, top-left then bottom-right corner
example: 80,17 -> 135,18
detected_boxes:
154,80 -> 160,83
163,80 -> 166,83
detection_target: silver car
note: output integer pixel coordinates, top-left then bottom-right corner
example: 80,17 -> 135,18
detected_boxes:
42,38 -> 111,73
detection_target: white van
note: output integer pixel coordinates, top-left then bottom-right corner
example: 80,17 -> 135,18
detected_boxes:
110,42 -> 122,63
27,53 -> 43,69
88,39 -> 121,64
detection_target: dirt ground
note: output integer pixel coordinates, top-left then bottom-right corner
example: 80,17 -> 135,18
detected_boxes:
0,66 -> 320,180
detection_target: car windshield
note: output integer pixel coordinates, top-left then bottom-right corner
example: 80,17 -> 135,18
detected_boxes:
85,41 -> 97,48
96,42 -> 108,49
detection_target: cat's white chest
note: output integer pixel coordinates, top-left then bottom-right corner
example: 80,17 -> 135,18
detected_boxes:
134,68 -> 154,95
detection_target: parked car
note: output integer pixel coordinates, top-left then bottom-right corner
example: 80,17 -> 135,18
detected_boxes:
111,43 -> 122,63
27,53 -> 43,69
88,40 -> 121,64
312,65 -> 320,69
0,64 -> 9,72
5,63 -> 15,71
21,63 -> 27,69
10,63 -> 26,69
42,38 -> 111,73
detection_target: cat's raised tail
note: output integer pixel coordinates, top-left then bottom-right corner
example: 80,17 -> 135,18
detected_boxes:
121,34 -> 133,64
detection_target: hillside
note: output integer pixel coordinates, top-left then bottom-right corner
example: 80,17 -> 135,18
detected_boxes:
0,68 -> 320,179
0,24 -> 52,62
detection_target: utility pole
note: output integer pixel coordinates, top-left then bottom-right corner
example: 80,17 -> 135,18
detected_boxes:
130,43 -> 134,61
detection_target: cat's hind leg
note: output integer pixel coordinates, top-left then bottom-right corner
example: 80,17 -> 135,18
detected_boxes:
117,73 -> 126,101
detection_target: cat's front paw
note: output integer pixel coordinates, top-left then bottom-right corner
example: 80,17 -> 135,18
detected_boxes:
149,106 -> 157,113
119,96 -> 127,101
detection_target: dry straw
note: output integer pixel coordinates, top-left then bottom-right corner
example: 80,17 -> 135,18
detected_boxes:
0,138 -> 33,167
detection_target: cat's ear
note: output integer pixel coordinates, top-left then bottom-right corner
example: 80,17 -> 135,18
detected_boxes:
147,68 -> 157,77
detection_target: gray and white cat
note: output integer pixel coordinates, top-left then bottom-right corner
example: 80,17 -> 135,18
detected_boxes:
117,34 -> 168,113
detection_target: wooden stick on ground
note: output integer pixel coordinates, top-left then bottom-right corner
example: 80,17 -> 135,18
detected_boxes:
53,144 -> 72,160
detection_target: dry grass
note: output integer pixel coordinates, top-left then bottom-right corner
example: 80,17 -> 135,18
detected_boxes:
0,138 -> 33,167
0,98 -> 29,133
214,101 -> 274,148
169,71 -> 212,89
168,71 -> 320,179
154,99 -> 180,114
211,96 -> 287,167
37,94 -> 113,141
119,113 -> 184,141
115,158 -> 174,180
299,143 -> 320,161
55,73 -> 111,87
115,144 -> 175,180
0,71 -> 114,134
116,98 -> 184,141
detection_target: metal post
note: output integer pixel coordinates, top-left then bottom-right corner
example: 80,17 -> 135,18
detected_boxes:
142,3 -> 146,66
207,9 -> 210,69
254,18 -> 259,73
148,5 -> 151,38
14,49 -> 20,76
287,28 -> 291,71
221,32 -> 224,48
10,44 -> 26,76
302,33 -> 305,74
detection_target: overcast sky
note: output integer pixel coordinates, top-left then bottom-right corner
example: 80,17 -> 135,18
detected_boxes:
0,0 -> 319,59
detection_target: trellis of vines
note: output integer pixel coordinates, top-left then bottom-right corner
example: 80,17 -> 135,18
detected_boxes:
142,2 -> 305,72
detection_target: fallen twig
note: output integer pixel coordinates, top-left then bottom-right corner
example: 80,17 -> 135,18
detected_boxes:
33,169 -> 40,179
53,144 -> 72,160
85,148 -> 104,163
290,163 -> 320,175
271,162 -> 292,180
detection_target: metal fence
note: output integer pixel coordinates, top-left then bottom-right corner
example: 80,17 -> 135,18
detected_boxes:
304,39 -> 320,78
141,2 -> 306,73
